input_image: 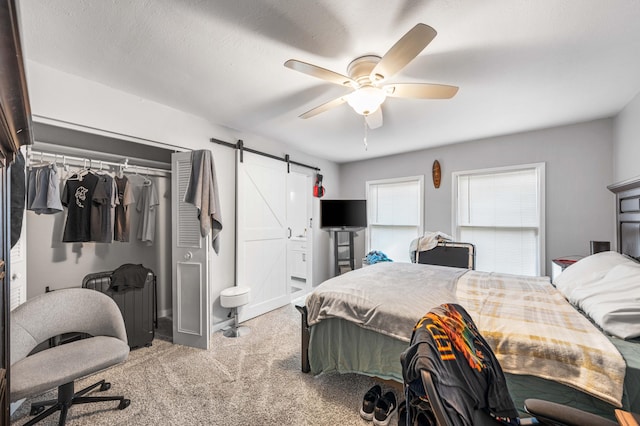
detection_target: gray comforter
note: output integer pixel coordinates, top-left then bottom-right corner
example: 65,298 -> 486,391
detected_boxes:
305,262 -> 466,341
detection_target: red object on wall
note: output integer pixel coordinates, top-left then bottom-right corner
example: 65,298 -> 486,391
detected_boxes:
313,173 -> 325,198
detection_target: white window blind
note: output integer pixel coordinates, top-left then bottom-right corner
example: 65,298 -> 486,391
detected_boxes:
454,164 -> 545,276
366,176 -> 423,263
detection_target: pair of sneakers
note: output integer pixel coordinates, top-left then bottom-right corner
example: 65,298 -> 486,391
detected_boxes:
359,384 -> 398,426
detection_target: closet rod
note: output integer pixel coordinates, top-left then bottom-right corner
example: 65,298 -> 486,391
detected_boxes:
210,138 -> 320,172
27,148 -> 171,176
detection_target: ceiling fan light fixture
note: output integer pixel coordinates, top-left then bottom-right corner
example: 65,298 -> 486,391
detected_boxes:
346,86 -> 386,115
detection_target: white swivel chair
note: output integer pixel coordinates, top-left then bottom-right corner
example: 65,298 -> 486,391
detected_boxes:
220,286 -> 250,337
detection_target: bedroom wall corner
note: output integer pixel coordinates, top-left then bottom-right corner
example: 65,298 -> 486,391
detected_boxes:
613,90 -> 640,183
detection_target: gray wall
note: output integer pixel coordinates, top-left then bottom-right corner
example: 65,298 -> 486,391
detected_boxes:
339,119 -> 615,275
26,173 -> 172,316
614,91 -> 640,183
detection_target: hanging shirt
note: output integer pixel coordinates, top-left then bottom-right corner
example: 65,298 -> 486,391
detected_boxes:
28,165 -> 63,215
26,167 -> 37,210
10,151 -> 26,248
136,179 -> 159,244
61,172 -> 99,242
91,174 -> 118,243
114,175 -> 135,242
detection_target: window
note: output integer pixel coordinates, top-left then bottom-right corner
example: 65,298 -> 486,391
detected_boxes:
453,163 -> 545,276
366,176 -> 424,263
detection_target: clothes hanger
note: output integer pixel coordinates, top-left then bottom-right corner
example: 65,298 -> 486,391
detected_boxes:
61,156 -> 70,179
118,159 -> 127,178
130,165 -> 151,185
68,159 -> 92,181
27,151 -> 48,170
143,167 -> 151,185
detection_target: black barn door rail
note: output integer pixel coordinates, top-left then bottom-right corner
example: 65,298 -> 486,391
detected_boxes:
210,138 -> 320,173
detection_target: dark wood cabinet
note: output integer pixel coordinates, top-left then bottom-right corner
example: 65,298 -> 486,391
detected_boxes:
1,0 -> 35,423
0,170 -> 9,424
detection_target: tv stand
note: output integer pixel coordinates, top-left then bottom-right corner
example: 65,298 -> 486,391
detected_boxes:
333,230 -> 355,276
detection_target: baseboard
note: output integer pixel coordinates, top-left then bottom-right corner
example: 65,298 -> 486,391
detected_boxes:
157,308 -> 172,319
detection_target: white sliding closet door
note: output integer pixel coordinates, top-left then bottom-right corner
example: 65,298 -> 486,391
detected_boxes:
236,152 -> 288,322
171,152 -> 210,349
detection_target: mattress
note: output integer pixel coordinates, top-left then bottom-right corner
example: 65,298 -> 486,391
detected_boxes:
304,261 -> 639,418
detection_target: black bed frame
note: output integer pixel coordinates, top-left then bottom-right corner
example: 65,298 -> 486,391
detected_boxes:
608,177 -> 640,261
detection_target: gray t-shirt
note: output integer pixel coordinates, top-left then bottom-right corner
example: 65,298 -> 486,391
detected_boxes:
136,180 -> 159,244
114,175 -> 135,242
28,165 -> 63,214
91,174 -> 118,243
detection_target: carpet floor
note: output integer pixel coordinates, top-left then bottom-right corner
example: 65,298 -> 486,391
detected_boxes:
10,303 -> 400,425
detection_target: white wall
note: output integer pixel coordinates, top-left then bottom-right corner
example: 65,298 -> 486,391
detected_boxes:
25,61 -> 339,327
613,91 -> 640,183
339,119 -> 615,275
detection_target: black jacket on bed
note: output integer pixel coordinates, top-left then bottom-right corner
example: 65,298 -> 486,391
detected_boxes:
400,303 -> 519,426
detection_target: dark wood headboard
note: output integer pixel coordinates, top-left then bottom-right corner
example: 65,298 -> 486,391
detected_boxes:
608,177 -> 640,260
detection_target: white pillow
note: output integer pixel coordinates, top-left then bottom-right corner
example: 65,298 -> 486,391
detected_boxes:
553,251 -> 637,300
571,262 -> 640,339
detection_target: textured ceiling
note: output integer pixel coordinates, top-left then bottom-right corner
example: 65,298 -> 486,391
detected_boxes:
17,0 -> 640,163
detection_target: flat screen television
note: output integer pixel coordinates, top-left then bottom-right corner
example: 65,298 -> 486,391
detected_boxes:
320,199 -> 367,230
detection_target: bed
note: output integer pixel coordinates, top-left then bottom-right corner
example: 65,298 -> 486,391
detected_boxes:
297,179 -> 640,419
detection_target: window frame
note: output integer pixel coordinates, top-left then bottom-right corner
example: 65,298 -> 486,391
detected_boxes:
365,175 -> 424,262
451,162 -> 546,276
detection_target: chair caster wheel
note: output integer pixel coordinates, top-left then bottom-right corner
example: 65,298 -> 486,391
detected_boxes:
30,405 -> 45,416
100,382 -> 111,391
118,399 -> 131,410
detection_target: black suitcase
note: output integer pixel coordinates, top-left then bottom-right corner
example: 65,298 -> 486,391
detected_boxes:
82,269 -> 157,349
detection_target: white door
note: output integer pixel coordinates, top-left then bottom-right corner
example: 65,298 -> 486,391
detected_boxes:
10,210 -> 27,310
171,152 -> 210,349
236,152 -> 288,322
286,170 -> 313,297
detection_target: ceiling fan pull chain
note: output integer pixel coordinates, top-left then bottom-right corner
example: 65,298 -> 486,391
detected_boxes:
363,117 -> 368,151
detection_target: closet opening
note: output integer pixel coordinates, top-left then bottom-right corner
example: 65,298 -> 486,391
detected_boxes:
17,122 -> 176,343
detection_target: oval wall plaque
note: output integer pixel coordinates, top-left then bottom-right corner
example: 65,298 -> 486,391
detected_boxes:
432,160 -> 441,188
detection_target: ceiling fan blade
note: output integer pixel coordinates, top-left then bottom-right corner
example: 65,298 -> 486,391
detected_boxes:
370,23 -> 437,83
384,83 -> 458,99
299,95 -> 348,119
365,108 -> 383,129
285,59 -> 355,87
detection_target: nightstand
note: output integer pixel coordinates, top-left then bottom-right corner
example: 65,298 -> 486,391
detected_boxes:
551,256 -> 582,283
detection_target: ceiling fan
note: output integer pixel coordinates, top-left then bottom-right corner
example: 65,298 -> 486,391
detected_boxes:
284,23 -> 458,130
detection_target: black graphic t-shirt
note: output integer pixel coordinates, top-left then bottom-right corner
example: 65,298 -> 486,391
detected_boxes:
401,303 -> 519,426
61,172 -> 99,242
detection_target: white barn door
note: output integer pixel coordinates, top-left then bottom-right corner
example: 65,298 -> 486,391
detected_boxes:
171,152 -> 210,349
237,152 -> 288,322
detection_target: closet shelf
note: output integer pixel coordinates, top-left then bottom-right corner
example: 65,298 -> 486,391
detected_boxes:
27,147 -> 171,177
